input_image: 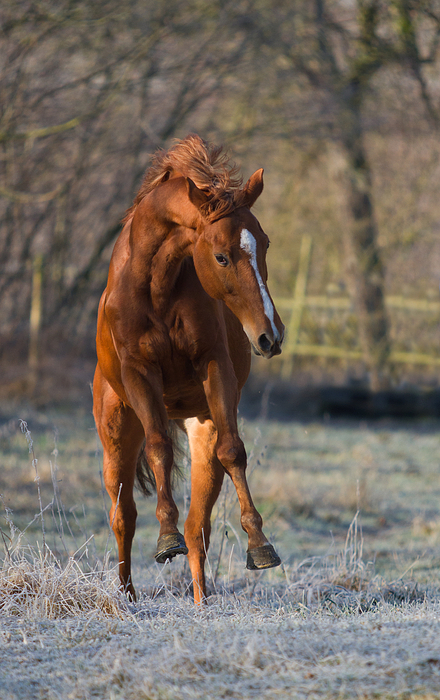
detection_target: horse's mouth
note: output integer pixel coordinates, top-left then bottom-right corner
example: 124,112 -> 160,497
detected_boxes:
251,343 -> 262,357
251,342 -> 282,359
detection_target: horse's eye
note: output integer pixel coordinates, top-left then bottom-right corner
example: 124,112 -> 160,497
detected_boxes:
214,254 -> 229,267
266,240 -> 270,250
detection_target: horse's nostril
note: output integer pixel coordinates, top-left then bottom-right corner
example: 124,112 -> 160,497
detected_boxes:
258,333 -> 273,354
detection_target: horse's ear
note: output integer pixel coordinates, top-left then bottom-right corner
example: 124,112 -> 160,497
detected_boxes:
186,177 -> 210,211
242,168 -> 264,208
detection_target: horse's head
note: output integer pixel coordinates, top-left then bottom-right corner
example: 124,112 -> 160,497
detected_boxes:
189,169 -> 284,359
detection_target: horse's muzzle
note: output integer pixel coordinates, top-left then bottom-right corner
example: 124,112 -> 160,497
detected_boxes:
254,332 -> 283,359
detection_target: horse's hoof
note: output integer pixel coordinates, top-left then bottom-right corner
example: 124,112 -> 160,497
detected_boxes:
120,580 -> 136,602
125,586 -> 136,603
155,532 -> 188,564
246,543 -> 281,570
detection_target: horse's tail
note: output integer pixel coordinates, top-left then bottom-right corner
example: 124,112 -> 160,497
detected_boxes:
135,421 -> 185,497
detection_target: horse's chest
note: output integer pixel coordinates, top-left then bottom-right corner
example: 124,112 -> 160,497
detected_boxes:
168,308 -> 222,361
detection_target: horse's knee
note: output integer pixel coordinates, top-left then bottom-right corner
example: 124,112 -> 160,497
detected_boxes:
216,434 -> 246,470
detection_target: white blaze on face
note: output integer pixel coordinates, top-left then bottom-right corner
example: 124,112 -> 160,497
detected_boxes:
239,228 -> 277,337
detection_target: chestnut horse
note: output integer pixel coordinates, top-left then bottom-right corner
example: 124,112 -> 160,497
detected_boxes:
93,135 -> 284,604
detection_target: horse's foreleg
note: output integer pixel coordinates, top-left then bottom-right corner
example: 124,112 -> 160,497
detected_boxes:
142,430 -> 188,563
93,366 -> 144,600
184,418 -> 224,604
120,365 -> 187,564
203,359 -> 281,571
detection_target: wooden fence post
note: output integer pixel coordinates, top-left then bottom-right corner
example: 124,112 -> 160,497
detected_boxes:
281,234 -> 312,379
28,254 -> 43,394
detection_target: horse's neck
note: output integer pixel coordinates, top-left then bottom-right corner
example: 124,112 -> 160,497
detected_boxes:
128,214 -> 195,313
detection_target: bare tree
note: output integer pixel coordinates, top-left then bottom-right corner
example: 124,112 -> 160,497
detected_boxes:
218,0 -> 440,389
2,0 -> 440,393
0,0 -> 248,363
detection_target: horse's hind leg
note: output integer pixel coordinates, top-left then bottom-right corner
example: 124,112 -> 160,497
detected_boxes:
184,418 -> 224,604
93,365 -> 144,600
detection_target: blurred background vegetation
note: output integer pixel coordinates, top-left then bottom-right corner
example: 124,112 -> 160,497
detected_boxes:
1,0 -> 440,404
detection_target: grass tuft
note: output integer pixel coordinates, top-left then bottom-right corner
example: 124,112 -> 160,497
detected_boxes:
0,547 -> 128,619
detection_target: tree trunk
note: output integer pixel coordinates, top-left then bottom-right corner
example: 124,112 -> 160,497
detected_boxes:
337,101 -> 390,391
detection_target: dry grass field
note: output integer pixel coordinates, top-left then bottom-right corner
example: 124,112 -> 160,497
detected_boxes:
2,404 -> 440,699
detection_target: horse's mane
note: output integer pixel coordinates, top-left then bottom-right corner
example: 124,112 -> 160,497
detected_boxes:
123,134 -> 246,224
